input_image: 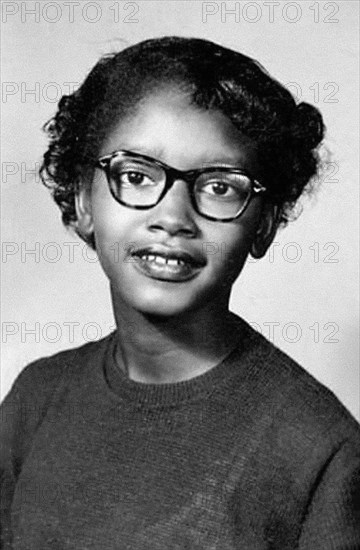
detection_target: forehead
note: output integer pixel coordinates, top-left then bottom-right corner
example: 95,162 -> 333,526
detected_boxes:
100,90 -> 259,174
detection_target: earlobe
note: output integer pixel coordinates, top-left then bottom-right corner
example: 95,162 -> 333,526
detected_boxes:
250,204 -> 280,259
74,186 -> 94,240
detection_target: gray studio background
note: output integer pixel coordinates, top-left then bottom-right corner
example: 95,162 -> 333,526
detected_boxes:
1,0 -> 359,420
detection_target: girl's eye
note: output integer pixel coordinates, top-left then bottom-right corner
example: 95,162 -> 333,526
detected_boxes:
196,172 -> 251,201
117,170 -> 156,187
201,181 -> 238,199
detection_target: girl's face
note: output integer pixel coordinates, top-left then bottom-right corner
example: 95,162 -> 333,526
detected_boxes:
78,90 -> 272,318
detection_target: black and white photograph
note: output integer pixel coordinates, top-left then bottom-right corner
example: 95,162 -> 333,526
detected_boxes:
1,1 -> 359,548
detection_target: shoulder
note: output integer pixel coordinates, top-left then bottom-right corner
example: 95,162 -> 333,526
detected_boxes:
0,333 -> 116,479
234,318 -> 360,448
2,332 -> 115,409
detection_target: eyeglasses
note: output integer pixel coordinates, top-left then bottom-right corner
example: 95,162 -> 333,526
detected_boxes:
96,150 -> 266,222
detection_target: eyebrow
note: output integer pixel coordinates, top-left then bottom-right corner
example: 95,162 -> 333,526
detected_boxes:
113,145 -> 167,160
110,146 -> 248,169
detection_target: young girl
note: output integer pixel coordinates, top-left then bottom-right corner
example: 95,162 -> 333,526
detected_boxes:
1,36 -> 359,549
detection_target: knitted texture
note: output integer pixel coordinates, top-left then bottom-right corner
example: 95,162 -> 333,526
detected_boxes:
1,320 -> 359,549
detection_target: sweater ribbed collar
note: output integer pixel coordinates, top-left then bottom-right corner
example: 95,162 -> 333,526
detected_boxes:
101,319 -> 264,409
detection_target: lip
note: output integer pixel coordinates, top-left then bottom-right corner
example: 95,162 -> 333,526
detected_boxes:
129,243 -> 206,282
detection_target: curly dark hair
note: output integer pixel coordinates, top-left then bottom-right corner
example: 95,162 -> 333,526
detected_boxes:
40,36 -> 325,248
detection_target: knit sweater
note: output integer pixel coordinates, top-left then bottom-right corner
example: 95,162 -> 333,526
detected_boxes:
1,320 -> 359,549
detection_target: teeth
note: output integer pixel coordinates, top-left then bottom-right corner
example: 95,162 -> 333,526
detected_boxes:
139,254 -> 186,266
167,258 -> 180,267
155,256 -> 167,264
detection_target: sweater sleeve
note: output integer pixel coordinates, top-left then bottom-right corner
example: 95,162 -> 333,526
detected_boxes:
299,437 -> 360,549
0,358 -> 67,548
1,377 -> 22,549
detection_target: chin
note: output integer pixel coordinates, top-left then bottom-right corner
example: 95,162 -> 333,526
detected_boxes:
111,268 -> 230,320
119,282 -> 202,318
132,295 -> 197,319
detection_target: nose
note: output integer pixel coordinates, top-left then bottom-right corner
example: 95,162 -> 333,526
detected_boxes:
146,179 -> 199,237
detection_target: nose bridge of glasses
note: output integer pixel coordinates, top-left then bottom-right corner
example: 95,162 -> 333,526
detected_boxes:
150,167 -> 198,223
162,166 -> 196,195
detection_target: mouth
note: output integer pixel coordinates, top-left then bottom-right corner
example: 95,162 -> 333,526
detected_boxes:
130,246 -> 206,282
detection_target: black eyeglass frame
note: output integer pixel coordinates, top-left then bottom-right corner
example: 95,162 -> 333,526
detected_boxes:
96,149 -> 267,222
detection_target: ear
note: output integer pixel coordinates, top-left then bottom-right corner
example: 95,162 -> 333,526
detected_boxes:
250,203 -> 280,259
74,185 -> 94,242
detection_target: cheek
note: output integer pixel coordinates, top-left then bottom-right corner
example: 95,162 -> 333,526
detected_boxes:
92,206 -> 119,257
90,184 -> 127,267
208,203 -> 261,273
218,232 -> 252,282
91,176 -> 127,240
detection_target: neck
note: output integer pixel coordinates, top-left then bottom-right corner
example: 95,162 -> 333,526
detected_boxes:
111,287 -> 242,384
